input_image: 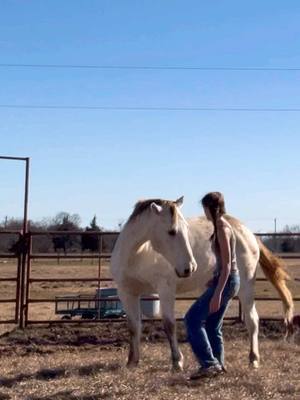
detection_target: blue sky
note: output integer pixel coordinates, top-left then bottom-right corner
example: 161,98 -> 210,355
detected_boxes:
1,1 -> 300,231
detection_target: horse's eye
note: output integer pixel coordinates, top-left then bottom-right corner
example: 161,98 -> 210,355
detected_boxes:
168,229 -> 176,236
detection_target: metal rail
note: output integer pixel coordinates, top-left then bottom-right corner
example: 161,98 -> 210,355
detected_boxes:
0,229 -> 299,327
21,230 -> 299,327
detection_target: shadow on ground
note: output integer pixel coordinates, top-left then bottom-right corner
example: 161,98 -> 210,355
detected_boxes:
0,362 -> 122,389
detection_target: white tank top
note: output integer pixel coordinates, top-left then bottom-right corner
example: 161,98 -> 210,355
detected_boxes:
212,225 -> 238,277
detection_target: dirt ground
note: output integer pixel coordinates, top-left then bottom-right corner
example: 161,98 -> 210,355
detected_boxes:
0,256 -> 299,400
0,321 -> 299,400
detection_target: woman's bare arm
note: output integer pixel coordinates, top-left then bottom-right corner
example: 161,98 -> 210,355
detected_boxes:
215,224 -> 232,295
209,223 -> 232,313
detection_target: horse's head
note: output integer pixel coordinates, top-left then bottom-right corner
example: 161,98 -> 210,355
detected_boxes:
147,196 -> 197,278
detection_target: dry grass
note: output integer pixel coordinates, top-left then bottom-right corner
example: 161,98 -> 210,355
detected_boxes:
0,256 -> 299,399
0,323 -> 299,400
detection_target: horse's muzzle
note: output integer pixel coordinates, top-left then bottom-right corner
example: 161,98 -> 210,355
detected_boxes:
175,261 -> 197,278
175,269 -> 187,278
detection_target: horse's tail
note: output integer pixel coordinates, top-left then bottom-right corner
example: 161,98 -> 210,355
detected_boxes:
257,238 -> 294,326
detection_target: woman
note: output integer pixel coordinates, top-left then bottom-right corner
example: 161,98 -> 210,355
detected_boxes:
184,192 -> 240,379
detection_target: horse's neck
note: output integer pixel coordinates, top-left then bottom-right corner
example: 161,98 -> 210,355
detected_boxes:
113,215 -> 152,268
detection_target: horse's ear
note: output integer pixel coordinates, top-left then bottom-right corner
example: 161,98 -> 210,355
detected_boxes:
175,196 -> 184,208
151,202 -> 163,215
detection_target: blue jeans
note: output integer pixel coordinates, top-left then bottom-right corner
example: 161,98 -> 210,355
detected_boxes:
184,273 -> 240,368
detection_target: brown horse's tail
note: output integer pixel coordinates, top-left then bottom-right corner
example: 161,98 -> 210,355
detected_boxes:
257,238 -> 294,326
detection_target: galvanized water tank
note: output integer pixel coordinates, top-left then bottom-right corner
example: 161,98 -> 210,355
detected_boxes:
140,294 -> 160,318
96,288 -> 160,318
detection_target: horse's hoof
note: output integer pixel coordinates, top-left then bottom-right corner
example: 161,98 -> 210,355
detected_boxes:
127,360 -> 139,369
250,360 -> 259,369
172,358 -> 184,372
172,364 -> 184,373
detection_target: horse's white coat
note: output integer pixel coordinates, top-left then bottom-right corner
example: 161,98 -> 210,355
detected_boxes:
110,200 -> 261,369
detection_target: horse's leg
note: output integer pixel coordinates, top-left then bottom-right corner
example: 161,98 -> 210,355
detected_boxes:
158,287 -> 184,371
118,289 -> 141,367
239,275 -> 260,368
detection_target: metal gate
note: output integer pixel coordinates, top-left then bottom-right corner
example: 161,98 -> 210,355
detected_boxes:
0,156 -> 30,327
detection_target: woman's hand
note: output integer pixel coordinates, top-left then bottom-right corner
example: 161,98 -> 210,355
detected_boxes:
209,292 -> 221,314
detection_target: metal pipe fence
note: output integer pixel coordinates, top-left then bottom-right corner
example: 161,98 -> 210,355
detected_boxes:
24,230 -> 300,327
0,230 -> 299,327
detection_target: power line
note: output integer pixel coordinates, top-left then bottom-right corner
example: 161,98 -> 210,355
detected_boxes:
1,63 -> 300,72
0,104 -> 300,112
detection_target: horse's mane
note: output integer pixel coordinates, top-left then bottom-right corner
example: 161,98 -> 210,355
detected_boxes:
128,199 -> 175,223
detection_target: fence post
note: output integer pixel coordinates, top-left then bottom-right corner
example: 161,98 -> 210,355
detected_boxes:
19,157 -> 30,329
97,234 -> 103,319
19,233 -> 29,328
15,240 -> 22,323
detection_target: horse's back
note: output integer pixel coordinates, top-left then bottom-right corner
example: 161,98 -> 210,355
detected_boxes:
220,215 -> 260,283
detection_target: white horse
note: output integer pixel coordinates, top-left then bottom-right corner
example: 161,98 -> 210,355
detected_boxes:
110,197 -> 294,370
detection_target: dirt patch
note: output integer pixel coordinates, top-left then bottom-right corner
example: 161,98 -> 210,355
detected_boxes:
0,319 -> 294,350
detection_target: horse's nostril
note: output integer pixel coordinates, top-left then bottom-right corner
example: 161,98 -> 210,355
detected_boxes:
184,268 -> 190,276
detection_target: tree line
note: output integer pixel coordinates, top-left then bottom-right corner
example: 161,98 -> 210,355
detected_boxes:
0,212 -> 118,254
1,213 -> 299,254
